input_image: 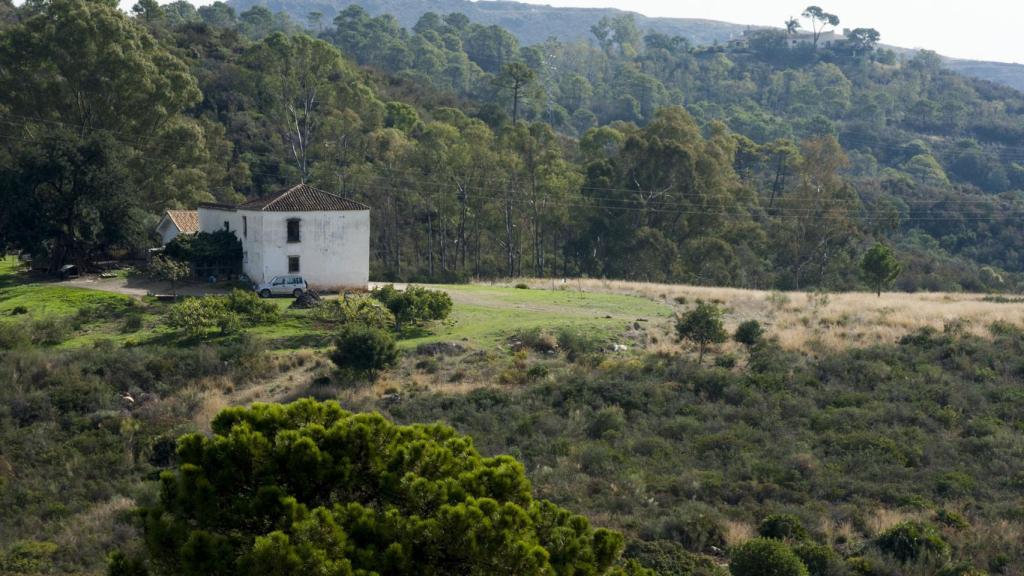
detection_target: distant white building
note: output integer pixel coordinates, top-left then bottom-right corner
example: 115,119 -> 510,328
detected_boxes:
155,209 -> 199,244
785,29 -> 850,49
734,28 -> 851,50
197,184 -> 370,290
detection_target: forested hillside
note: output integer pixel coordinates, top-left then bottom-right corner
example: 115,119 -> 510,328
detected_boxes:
2,0 -> 1024,292
227,0 -> 753,46
228,0 -> 1024,92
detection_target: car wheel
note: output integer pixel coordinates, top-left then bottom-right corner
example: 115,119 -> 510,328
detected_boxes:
260,289 -> 271,298
292,288 -> 304,298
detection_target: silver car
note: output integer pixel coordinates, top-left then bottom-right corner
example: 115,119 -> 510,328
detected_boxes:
255,275 -> 308,298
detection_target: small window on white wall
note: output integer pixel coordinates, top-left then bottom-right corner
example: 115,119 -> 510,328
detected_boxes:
287,218 -> 301,243
288,256 -> 300,273
242,251 -> 248,264
243,216 -> 247,238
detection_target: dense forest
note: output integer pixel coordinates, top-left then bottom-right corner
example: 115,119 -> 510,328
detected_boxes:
2,0 -> 1024,292
227,0 -> 1024,93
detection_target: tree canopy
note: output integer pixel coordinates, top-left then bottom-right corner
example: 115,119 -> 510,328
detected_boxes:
133,400 -> 650,576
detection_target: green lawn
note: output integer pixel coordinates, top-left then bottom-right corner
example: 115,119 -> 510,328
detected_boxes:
399,284 -> 671,349
0,283 -> 133,317
0,257 -> 670,351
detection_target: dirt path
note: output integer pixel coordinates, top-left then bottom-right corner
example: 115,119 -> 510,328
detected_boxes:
62,274 -> 230,298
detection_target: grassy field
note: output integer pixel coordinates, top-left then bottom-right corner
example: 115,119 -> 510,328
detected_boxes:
6,251 -> 1024,360
398,284 -> 669,349
0,259 -> 671,354
509,277 -> 1024,354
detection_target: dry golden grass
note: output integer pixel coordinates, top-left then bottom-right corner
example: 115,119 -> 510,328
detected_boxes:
819,517 -> 860,549
865,508 -> 927,537
723,519 -> 756,547
54,496 -> 135,551
500,278 -> 1024,353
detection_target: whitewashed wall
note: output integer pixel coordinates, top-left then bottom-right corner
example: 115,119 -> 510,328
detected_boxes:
198,206 -> 370,289
249,210 -> 370,289
157,219 -> 181,245
198,206 -> 242,236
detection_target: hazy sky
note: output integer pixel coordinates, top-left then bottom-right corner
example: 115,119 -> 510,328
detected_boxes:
119,0 -> 1022,63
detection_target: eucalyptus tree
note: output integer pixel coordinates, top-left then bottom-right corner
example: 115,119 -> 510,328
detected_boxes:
801,6 -> 840,48
0,0 -> 205,267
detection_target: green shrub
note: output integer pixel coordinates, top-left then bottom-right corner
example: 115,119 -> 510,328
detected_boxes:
515,283 -> 530,289
676,301 -> 727,364
792,542 -> 842,576
370,284 -> 452,329
656,508 -> 727,553
579,443 -> 621,475
329,324 -> 399,381
557,326 -> 599,361
147,255 -> 191,294
166,298 -> 223,338
714,354 -> 737,369
937,563 -> 988,576
730,538 -> 808,576
415,357 -> 440,374
624,539 -> 724,576
216,312 -> 242,336
988,554 -> 1010,574
935,509 -> 969,530
0,540 -> 59,573
587,406 -> 626,439
107,551 -> 149,576
223,289 -> 279,324
164,230 -> 241,269
167,292 -> 279,338
122,314 -> 144,333
0,323 -> 31,349
759,514 -> 810,542
311,296 -> 395,330
936,471 -> 975,498
30,316 -> 70,345
875,521 -> 949,563
515,327 -> 559,353
734,319 -> 765,349
527,364 -> 549,381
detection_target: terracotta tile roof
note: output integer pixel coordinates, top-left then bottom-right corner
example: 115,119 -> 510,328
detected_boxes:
238,184 -> 369,212
165,210 -> 199,233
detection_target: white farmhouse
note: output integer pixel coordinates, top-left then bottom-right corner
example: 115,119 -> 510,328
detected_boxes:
197,184 -> 370,290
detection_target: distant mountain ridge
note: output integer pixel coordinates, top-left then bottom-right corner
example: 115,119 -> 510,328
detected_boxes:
227,0 -> 1024,92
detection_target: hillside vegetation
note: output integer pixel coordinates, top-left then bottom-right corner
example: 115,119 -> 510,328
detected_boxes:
2,258 -> 1024,574
227,0 -> 1024,92
4,2 -> 1024,575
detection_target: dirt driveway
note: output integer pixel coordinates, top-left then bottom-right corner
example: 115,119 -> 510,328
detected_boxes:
61,275 -> 232,298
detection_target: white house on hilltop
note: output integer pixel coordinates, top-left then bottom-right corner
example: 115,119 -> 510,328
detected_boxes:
785,29 -> 848,49
196,184 -> 370,290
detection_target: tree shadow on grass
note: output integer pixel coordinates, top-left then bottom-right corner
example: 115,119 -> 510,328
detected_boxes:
0,268 -> 52,290
397,326 -> 431,340
266,333 -> 332,350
